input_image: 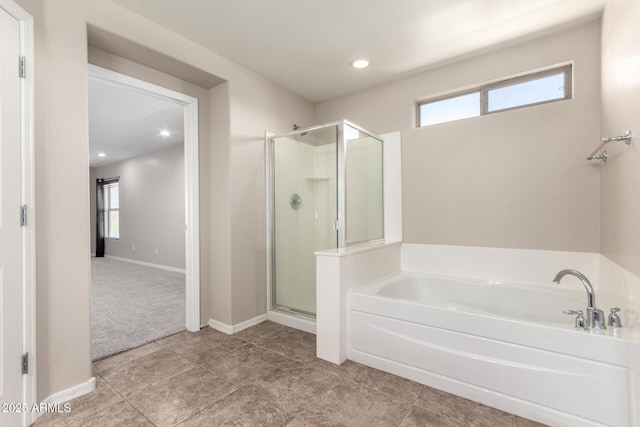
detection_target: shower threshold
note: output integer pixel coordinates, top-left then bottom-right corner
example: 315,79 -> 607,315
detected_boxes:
273,304 -> 315,319
268,306 -> 316,334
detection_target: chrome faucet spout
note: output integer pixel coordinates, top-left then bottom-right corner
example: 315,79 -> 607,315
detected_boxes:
553,269 -> 595,308
553,269 -> 605,330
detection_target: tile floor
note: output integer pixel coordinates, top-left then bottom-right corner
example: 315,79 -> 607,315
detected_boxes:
34,321 -> 548,427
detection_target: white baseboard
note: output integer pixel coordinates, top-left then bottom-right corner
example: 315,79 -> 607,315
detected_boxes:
234,314 -> 268,333
208,318 -> 234,335
36,377 -> 96,420
208,314 -> 268,335
33,377 -> 96,422
103,255 -> 186,274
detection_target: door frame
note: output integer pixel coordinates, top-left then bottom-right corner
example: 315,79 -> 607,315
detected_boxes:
0,0 -> 36,425
88,64 -> 201,332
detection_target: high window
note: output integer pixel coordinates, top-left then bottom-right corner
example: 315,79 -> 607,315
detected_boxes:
417,64 -> 572,127
104,181 -> 119,239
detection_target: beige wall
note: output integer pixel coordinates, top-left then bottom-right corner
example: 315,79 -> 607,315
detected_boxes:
600,0 -> 640,277
90,145 -> 186,269
207,82 -> 233,325
317,22 -> 602,252
17,0 -> 314,401
226,75 -> 315,323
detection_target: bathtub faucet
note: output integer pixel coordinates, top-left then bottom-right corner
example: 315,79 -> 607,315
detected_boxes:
553,269 -> 606,330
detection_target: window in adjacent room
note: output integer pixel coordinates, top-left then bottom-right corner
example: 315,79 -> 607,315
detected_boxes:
104,180 -> 120,239
417,64 -> 572,127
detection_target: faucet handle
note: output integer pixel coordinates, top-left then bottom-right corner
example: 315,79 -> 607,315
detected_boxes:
608,307 -> 622,328
564,309 -> 586,330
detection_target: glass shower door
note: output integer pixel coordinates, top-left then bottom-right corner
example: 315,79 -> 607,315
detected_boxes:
344,123 -> 384,245
271,126 -> 338,316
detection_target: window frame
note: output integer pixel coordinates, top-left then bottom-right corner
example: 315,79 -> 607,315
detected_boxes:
103,180 -> 120,240
416,64 -> 572,127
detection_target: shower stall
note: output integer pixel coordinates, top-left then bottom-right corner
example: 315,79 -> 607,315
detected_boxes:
267,120 -> 384,319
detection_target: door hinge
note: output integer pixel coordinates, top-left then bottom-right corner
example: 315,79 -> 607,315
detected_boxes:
22,353 -> 28,374
332,220 -> 340,231
20,205 -> 27,227
19,56 -> 26,79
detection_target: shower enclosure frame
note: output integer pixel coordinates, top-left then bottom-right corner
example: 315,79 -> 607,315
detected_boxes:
266,119 -> 384,319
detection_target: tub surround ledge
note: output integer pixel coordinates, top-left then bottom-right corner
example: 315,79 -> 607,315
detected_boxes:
316,241 -> 401,364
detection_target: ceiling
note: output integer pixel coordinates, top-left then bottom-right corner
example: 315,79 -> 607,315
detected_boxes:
110,0 -> 607,103
88,76 -> 183,167
90,0 -> 606,163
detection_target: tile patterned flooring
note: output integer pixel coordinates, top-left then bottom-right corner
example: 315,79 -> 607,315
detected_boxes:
34,322 -> 548,427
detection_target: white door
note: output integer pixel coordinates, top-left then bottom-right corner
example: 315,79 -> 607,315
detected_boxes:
0,5 -> 24,427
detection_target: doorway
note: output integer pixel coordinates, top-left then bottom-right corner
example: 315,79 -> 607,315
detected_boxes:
88,65 -> 200,360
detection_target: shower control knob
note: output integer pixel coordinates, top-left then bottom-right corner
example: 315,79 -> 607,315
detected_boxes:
290,193 -> 303,210
607,307 -> 622,328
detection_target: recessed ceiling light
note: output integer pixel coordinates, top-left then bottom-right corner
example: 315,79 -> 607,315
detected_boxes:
350,59 -> 370,69
160,130 -> 171,137
97,152 -> 106,157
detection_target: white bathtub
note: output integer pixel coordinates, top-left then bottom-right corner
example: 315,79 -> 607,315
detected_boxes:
349,272 -> 640,427
375,273 -> 588,324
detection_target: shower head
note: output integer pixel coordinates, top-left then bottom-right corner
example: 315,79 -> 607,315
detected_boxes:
292,124 -> 307,137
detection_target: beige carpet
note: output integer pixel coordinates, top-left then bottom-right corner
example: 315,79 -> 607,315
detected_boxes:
91,257 -> 185,361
